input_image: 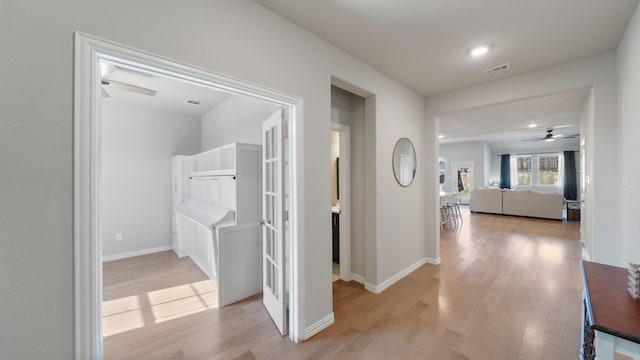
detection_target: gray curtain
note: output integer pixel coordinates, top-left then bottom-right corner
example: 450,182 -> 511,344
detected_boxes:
564,151 -> 577,200
500,154 -> 511,189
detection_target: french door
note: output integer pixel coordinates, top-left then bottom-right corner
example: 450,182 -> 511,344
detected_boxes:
262,109 -> 287,335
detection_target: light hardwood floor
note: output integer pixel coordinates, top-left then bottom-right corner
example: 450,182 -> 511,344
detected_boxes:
103,206 -> 582,359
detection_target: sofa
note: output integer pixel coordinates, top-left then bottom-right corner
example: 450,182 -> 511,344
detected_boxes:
469,187 -> 564,220
468,187 -> 503,214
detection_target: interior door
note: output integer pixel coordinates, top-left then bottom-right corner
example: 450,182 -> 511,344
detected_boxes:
262,109 -> 287,335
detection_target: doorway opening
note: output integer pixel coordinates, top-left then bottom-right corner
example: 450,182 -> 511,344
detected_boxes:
74,33 -> 303,359
330,123 -> 351,282
451,162 -> 473,204
436,87 -> 589,256
329,83 -> 370,286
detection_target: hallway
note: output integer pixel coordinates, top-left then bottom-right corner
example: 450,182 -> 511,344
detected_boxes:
103,206 -> 582,359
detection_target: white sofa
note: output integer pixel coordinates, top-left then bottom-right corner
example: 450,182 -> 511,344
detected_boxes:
502,190 -> 564,220
469,188 -> 564,220
469,188 -> 503,214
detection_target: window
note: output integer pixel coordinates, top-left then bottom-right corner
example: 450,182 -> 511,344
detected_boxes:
538,155 -> 559,186
516,156 -> 531,185
511,153 -> 562,189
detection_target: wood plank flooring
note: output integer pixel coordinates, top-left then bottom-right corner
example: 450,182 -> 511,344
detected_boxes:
103,206 -> 582,359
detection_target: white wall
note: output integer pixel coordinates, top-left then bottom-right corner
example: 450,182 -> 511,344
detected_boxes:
101,102 -> 201,258
617,3 -> 640,266
439,141 -> 489,193
580,91 -> 594,257
425,51 -> 619,265
483,142 -> 492,187
0,0 -> 426,355
201,94 -> 279,151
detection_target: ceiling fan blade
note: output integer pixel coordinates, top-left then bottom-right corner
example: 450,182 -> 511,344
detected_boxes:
102,79 -> 157,96
552,124 -> 575,129
522,138 -> 543,142
552,133 -> 580,139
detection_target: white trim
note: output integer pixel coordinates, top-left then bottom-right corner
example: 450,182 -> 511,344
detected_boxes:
582,242 -> 592,261
424,256 -> 441,265
73,32 -> 305,358
290,102 -> 304,343
350,273 -> 366,285
331,122 -> 352,282
74,32 -> 103,360
303,313 -> 335,340
102,246 -> 173,262
364,258 -> 428,294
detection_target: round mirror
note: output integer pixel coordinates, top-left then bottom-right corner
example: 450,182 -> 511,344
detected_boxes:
392,138 -> 417,187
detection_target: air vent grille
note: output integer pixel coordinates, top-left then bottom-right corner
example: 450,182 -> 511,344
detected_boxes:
484,63 -> 511,75
186,99 -> 201,106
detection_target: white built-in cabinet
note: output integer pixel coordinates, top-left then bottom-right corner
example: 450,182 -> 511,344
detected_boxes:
172,143 -> 261,307
171,156 -> 193,255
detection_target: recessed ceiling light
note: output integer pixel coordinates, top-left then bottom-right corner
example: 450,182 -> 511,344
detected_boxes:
528,124 -> 537,128
470,46 -> 489,57
438,134 -> 444,139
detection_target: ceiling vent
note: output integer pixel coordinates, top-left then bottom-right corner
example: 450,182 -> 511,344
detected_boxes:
186,99 -> 201,106
484,62 -> 511,75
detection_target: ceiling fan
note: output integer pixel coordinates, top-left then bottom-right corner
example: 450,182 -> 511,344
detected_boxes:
523,129 -> 579,142
100,63 -> 157,98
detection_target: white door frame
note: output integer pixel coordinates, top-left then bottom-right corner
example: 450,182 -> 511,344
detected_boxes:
73,32 -> 304,359
331,123 -> 351,281
451,161 -> 473,204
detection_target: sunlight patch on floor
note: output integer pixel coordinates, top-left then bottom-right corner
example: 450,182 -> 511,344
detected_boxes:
103,280 -> 218,337
102,295 -> 144,337
148,280 -> 218,324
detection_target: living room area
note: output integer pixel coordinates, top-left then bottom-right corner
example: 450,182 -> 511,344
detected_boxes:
438,87 -> 586,225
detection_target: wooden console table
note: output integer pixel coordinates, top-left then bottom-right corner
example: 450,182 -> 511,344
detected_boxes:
581,261 -> 640,359
567,199 -> 581,221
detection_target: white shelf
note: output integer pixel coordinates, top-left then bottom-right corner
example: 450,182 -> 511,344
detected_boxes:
191,169 -> 236,177
192,144 -> 236,172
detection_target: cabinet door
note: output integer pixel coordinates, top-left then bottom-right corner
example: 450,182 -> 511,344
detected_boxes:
332,213 -> 340,263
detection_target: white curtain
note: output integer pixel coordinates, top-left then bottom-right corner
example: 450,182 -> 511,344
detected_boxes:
509,155 -> 517,189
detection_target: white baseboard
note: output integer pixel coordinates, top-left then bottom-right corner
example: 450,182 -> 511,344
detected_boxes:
424,256 -> 441,265
304,313 -> 335,340
350,273 -> 366,285
102,245 -> 173,262
364,257 -> 428,294
581,242 -> 592,261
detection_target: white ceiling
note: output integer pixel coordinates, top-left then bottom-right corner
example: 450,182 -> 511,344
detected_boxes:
254,0 -> 636,150
100,61 -> 231,117
254,0 -> 639,97
439,87 -> 589,151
